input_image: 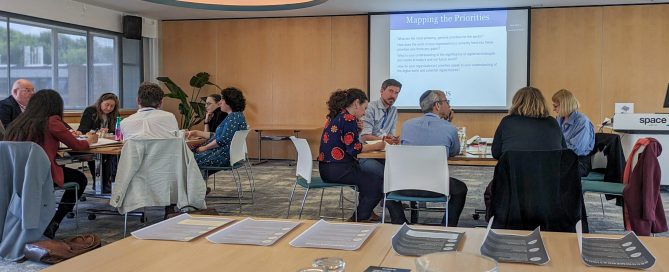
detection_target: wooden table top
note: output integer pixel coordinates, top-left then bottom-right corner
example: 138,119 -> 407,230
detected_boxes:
59,138 -> 206,156
250,125 -> 323,132
44,217 -> 669,272
358,150 -> 497,167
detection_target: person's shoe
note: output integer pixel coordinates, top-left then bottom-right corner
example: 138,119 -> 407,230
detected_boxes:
43,221 -> 60,239
369,212 -> 381,222
206,187 -> 212,195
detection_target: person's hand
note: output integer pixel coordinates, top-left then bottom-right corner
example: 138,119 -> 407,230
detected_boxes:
86,133 -> 99,144
356,118 -> 364,132
99,128 -> 109,134
205,112 -> 212,122
186,130 -> 197,139
70,130 -> 82,136
385,135 -> 400,145
196,146 -> 207,153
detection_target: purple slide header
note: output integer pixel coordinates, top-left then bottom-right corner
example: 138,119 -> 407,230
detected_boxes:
390,10 -> 507,30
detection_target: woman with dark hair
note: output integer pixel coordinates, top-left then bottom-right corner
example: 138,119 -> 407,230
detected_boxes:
188,87 -> 248,167
491,86 -> 566,159
78,92 -> 120,193
204,94 -> 228,133
5,89 -> 98,239
318,88 -> 385,222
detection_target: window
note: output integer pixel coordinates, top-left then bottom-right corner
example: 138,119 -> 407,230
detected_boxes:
0,13 -> 133,109
0,18 -> 8,98
9,21 -> 53,92
58,32 -> 87,109
91,34 -> 119,103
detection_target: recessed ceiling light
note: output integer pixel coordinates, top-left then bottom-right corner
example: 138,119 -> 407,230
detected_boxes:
143,0 -> 328,11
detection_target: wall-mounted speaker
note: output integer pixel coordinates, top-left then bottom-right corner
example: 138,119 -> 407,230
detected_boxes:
123,15 -> 142,40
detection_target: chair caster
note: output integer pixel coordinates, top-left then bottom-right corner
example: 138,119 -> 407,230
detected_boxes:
88,214 -> 97,220
66,212 -> 75,219
140,216 -> 146,223
473,214 -> 480,220
79,196 -> 87,202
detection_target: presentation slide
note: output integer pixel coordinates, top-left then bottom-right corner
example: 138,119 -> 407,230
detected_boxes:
370,9 -> 529,110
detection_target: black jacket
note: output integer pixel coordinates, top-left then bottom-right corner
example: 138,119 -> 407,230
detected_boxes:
590,133 -> 626,184
77,106 -> 116,133
488,150 -> 584,232
0,96 -> 22,127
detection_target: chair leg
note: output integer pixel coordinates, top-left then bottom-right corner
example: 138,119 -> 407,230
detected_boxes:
353,186 -> 358,222
599,194 -> 606,217
298,188 -> 310,219
339,187 -> 345,221
381,196 -> 387,224
444,198 -> 449,227
240,167 -> 254,204
74,184 -> 79,233
245,160 -> 256,193
123,213 -> 128,237
286,181 -> 298,218
318,189 -> 325,219
230,170 -> 243,213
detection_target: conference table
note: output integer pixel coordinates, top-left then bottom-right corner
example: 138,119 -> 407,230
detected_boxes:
358,146 -> 497,167
251,125 -> 323,164
44,216 -> 669,272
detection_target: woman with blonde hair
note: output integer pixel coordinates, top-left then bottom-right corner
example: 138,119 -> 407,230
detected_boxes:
552,89 -> 595,176
491,87 -> 566,159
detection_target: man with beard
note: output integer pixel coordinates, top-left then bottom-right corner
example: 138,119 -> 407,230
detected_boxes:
359,79 -> 401,221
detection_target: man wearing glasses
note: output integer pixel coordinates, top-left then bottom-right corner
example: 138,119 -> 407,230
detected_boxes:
0,79 -> 35,127
385,89 -> 468,227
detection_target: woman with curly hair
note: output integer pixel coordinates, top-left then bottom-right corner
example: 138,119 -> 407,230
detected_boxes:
318,88 -> 385,222
188,87 -> 248,168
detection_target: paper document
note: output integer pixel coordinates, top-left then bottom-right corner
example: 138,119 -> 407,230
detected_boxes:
289,219 -> 377,251
576,221 -> 655,270
391,224 -> 464,256
131,214 -> 233,242
480,217 -> 550,265
206,217 -> 300,246
59,137 -> 120,149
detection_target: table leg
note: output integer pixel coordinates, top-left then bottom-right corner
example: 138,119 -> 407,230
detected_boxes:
254,130 -> 268,165
94,153 -> 102,195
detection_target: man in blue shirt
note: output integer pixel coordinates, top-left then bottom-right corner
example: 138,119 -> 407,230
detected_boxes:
385,90 -> 468,226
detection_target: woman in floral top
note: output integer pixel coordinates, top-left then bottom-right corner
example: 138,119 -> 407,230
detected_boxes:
318,88 -> 385,221
188,87 -> 248,168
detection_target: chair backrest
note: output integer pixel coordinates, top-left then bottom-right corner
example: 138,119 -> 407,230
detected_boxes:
384,145 -> 449,196
229,129 -> 250,166
289,136 -> 313,183
490,149 -> 582,232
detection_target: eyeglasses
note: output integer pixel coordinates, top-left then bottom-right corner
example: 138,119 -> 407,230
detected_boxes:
205,102 -> 215,106
435,99 -> 450,106
19,88 -> 35,93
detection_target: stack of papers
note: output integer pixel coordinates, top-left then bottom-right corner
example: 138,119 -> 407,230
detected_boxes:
576,221 -> 655,269
289,220 -> 377,250
391,224 -> 464,257
206,218 -> 300,246
131,214 -> 233,241
480,217 -> 550,265
59,137 -> 120,149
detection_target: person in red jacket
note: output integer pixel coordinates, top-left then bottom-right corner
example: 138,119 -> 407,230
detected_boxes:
5,89 -> 98,239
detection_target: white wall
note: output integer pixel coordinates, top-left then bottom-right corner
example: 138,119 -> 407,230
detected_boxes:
0,0 -> 158,38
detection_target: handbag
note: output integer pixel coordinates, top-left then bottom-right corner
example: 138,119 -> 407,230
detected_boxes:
24,234 -> 101,264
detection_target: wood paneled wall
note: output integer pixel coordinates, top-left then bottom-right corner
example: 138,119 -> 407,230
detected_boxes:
161,4 -> 669,159
161,16 -> 368,159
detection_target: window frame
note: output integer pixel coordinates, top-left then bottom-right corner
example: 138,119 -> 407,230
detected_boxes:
0,10 -> 128,110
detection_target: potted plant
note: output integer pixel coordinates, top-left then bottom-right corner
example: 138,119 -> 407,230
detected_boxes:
157,72 -> 222,129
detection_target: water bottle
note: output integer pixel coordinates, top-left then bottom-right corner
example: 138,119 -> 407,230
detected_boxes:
114,116 -> 123,141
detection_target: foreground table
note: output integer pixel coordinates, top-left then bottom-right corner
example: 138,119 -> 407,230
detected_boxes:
251,125 -> 322,164
44,217 -> 669,272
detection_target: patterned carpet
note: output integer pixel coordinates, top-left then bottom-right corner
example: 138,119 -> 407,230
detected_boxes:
2,160 -> 668,271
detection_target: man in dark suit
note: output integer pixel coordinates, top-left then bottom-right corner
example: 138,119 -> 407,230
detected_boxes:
0,79 -> 35,127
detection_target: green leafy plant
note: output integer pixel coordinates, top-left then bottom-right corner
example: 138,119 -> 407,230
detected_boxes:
157,72 -> 222,129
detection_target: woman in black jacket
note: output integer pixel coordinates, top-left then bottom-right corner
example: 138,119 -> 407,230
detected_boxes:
78,93 -> 120,193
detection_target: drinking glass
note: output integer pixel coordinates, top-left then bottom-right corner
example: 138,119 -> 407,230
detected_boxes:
297,268 -> 325,272
457,127 -> 466,154
478,139 -> 488,155
312,257 -> 345,272
416,252 -> 498,272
